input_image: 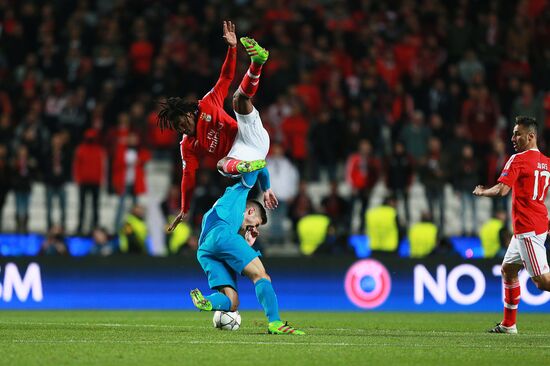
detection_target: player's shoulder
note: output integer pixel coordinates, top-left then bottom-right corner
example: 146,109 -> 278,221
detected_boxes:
508,149 -> 536,162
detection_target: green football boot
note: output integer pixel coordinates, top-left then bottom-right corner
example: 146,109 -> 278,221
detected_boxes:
236,159 -> 266,174
240,37 -> 269,64
268,321 -> 305,335
190,288 -> 212,311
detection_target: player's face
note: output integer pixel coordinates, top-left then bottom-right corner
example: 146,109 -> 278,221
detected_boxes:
243,209 -> 262,237
176,114 -> 196,136
511,124 -> 533,152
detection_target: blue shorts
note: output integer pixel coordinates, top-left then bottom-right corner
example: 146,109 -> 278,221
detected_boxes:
197,226 -> 260,290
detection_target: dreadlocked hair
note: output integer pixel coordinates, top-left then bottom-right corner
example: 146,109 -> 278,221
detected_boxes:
157,97 -> 198,131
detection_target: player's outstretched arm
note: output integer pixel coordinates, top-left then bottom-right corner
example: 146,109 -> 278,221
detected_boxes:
263,189 -> 278,210
203,21 -> 237,107
167,211 -> 186,232
222,20 -> 237,48
473,183 -> 511,197
258,168 -> 278,209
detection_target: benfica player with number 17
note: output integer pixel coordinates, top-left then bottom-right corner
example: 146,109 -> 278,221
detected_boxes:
473,116 -> 550,334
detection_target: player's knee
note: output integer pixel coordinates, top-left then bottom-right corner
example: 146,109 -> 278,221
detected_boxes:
501,264 -> 517,279
533,277 -> 550,291
217,157 -> 227,171
256,272 -> 270,282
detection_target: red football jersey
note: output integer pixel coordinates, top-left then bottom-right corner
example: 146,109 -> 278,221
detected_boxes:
498,149 -> 550,235
179,46 -> 238,213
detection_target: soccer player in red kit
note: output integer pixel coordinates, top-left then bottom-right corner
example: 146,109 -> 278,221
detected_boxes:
157,21 -> 277,231
473,116 -> 550,334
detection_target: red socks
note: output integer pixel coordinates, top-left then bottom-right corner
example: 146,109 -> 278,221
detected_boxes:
238,62 -> 263,98
222,159 -> 242,175
502,280 -> 520,327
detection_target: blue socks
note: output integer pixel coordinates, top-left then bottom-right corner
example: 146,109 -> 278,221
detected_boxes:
254,278 -> 280,322
206,292 -> 232,311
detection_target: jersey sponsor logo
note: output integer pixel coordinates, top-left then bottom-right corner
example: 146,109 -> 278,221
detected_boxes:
206,129 -> 220,153
501,172 -> 508,176
200,113 -> 212,122
344,259 -> 391,309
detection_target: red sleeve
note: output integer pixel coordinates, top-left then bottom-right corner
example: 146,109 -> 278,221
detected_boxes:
498,154 -> 521,188
180,138 -> 200,214
201,46 -> 236,108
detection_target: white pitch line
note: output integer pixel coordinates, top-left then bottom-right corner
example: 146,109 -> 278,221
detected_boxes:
0,321 -> 198,329
4,339 -> 550,349
2,321 -> 550,338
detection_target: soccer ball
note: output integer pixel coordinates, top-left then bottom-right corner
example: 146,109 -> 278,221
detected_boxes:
212,311 -> 241,331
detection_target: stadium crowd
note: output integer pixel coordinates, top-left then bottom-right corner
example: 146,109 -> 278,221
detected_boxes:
0,0 -> 549,256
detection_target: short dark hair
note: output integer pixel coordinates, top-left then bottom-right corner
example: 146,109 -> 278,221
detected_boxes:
247,199 -> 267,225
515,116 -> 538,134
157,97 -> 198,131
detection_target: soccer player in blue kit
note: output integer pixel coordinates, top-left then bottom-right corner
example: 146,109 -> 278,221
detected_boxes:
190,168 -> 305,335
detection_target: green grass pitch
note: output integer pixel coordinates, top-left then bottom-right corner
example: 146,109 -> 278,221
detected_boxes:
1,311 -> 549,365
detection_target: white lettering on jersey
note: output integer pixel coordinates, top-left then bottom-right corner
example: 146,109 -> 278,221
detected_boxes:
207,129 -> 220,153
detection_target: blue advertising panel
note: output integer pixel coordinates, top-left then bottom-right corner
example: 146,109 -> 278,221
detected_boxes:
0,257 -> 549,311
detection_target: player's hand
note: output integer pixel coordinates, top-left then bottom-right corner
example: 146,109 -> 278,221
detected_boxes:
244,226 -> 259,246
167,211 -> 186,232
263,189 -> 279,210
222,20 -> 237,48
472,185 -> 485,196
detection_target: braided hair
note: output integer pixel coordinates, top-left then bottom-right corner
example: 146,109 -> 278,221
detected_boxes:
157,97 -> 198,132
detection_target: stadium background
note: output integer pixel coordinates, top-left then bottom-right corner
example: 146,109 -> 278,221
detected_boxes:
0,0 -> 550,312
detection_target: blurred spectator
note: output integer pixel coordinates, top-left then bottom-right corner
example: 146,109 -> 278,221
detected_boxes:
408,212 -> 438,258
366,196 -> 400,253
281,101 -> 309,174
486,139 -> 510,215
462,85 -> 499,163
418,137 -> 449,231
58,91 -> 87,140
44,132 -> 71,230
0,144 -> 11,231
188,171 -> 221,231
40,225 -> 67,256
12,144 -> 37,233
113,132 -> 151,231
309,109 -> 338,182
400,110 -> 430,162
266,143 -> 299,244
297,213 -> 330,256
288,181 -> 314,240
458,50 -> 485,84
479,210 -> 509,259
320,181 -> 350,234
386,140 -> 413,224
14,109 -> 49,161
74,129 -> 105,234
147,103 -> 178,158
89,227 -> 118,256
511,82 -> 544,135
119,204 -> 148,254
345,139 -> 381,231
0,114 -> 13,147
454,144 -> 480,236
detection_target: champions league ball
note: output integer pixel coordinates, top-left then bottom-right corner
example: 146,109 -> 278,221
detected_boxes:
213,311 -> 241,331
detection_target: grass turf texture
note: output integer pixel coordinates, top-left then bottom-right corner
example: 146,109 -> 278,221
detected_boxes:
1,311 -> 550,366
